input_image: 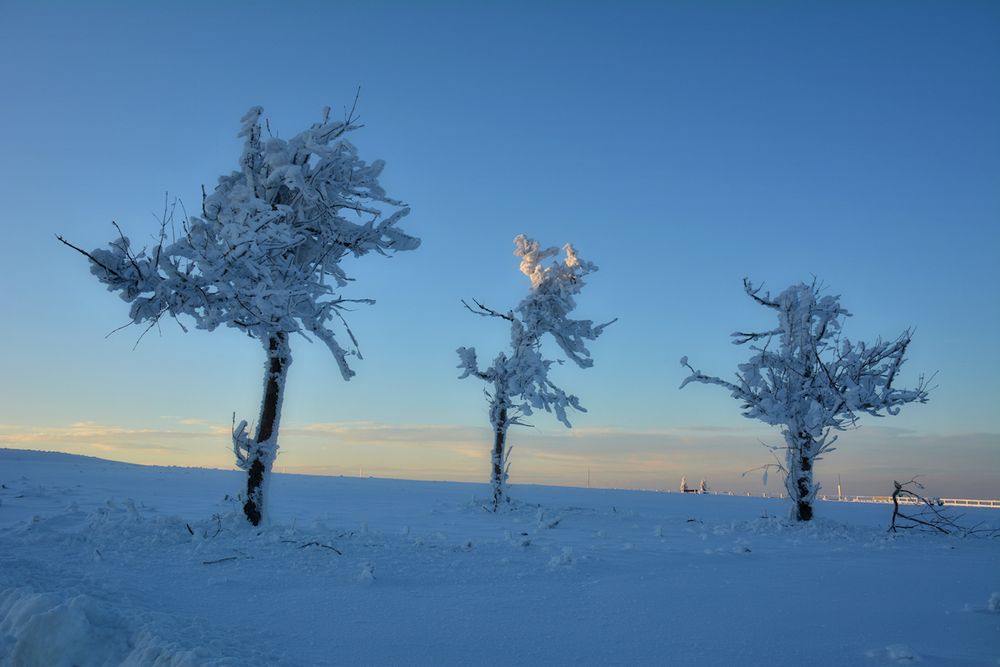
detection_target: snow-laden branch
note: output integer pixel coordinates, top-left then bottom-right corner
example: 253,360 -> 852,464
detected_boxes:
456,346 -> 491,381
513,235 -> 617,369
682,281 -> 928,433
460,237 -> 613,430
66,105 -> 419,381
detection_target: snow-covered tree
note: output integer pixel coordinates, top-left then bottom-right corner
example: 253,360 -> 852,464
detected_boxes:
680,279 -> 930,521
457,236 -> 614,510
59,104 -> 418,525
679,476 -> 689,493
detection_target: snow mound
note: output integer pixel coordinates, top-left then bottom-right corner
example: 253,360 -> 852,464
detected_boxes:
0,588 -> 240,667
865,644 -> 922,664
547,547 -> 574,568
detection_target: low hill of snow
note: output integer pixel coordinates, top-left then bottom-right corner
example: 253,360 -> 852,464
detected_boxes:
1,448 -> 997,665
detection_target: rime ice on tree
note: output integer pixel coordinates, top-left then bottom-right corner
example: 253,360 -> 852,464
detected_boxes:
60,104 -> 418,525
457,236 -> 614,510
680,279 -> 930,521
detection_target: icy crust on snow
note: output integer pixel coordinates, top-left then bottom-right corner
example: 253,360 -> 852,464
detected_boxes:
1,451 -> 998,665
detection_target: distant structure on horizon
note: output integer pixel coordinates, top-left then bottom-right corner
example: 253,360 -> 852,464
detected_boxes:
679,477 -> 709,494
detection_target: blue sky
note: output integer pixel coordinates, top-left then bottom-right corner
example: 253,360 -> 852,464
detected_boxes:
1,1 -> 998,498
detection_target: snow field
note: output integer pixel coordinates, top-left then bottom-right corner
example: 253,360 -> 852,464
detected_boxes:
1,449 -> 998,666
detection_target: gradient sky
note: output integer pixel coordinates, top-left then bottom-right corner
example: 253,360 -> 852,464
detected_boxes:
1,1 -> 998,498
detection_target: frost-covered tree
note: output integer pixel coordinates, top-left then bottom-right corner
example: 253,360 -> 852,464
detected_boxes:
457,236 -> 614,510
680,279 -> 930,521
59,104 -> 418,525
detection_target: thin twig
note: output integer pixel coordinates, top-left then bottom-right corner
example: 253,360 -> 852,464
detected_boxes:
56,235 -> 122,279
462,298 -> 514,321
299,541 -> 342,555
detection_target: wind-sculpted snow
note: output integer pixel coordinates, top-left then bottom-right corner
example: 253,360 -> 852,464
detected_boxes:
1,450 -> 998,665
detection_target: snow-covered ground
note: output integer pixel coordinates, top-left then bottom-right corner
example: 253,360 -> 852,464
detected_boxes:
1,449 -> 997,666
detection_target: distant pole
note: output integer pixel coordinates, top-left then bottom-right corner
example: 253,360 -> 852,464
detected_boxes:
838,474 -> 843,501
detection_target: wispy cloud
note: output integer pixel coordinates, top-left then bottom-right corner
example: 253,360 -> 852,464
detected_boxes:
0,420 -> 224,466
0,422 -> 188,448
291,422 -> 487,444
177,418 -> 213,426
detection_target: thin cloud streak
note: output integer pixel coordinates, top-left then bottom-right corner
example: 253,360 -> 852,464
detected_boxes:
0,420 -> 224,466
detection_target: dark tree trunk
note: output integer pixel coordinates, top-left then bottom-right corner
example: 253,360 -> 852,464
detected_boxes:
785,430 -> 816,522
243,332 -> 291,526
491,405 -> 508,511
794,456 -> 814,521
890,481 -> 902,532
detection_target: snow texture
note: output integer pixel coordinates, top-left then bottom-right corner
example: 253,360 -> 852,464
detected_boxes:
1,449 -> 998,665
865,644 -> 922,664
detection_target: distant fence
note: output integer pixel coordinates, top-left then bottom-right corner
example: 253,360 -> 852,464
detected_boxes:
819,495 -> 1000,509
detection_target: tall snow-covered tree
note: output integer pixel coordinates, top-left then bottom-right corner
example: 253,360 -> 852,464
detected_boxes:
680,279 -> 930,521
457,236 -> 614,510
59,104 -> 418,525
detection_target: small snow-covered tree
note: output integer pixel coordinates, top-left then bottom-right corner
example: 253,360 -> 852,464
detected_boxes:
680,279 -> 930,522
457,236 -> 614,510
59,104 -> 418,525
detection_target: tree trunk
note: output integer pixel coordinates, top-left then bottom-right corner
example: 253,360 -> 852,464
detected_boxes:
890,482 -> 902,532
243,332 -> 291,526
490,404 -> 509,511
785,430 -> 816,522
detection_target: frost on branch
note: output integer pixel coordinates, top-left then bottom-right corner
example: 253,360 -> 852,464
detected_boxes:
232,417 -> 252,471
513,235 -> 613,368
681,279 -> 931,522
61,103 -> 418,525
69,103 -> 416,381
458,236 -> 615,510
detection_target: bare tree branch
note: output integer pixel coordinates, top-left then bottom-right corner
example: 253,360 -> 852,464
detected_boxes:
56,235 -> 123,279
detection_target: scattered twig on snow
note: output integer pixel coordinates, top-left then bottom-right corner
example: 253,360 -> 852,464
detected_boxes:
299,541 -> 342,555
889,478 -> 999,537
281,539 -> 343,554
207,514 -> 223,539
202,556 -> 240,565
